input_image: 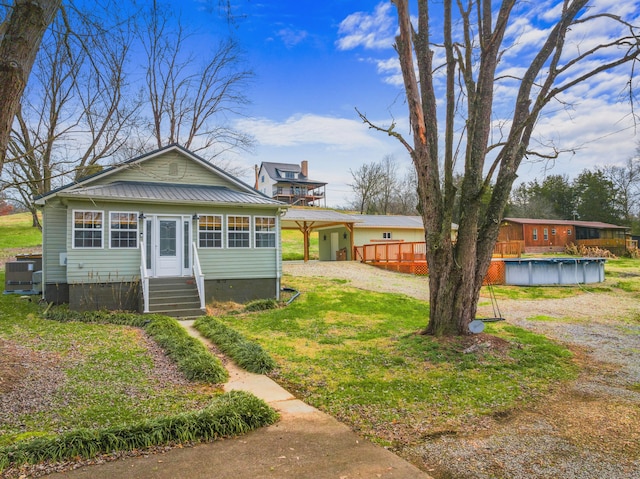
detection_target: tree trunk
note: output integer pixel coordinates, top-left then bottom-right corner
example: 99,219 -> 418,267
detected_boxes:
0,0 -> 61,173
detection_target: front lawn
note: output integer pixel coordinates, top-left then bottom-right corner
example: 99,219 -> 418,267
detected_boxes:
0,282 -> 220,447
213,275 -> 577,446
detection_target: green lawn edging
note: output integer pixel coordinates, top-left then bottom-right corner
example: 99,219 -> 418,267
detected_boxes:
194,316 -> 277,374
0,390 -> 278,472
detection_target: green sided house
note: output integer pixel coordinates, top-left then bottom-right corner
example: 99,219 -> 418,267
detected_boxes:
35,144 -> 287,317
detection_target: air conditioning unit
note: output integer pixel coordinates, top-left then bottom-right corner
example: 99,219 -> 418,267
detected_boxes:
5,261 -> 35,292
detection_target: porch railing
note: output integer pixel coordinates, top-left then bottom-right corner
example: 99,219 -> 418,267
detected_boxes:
140,241 -> 149,313
192,242 -> 205,310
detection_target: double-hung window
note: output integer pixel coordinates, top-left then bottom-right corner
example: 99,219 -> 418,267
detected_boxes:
228,216 -> 250,248
110,212 -> 138,248
255,217 -> 276,248
532,228 -> 538,241
73,211 -> 103,248
199,215 -> 223,248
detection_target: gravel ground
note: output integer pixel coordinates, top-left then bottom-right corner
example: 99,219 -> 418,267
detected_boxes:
283,261 -> 640,479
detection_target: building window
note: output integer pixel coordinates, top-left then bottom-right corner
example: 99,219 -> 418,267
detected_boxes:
255,217 -> 276,248
284,171 -> 295,179
261,175 -> 265,182
383,232 -> 392,239
567,229 -> 572,236
199,215 -> 222,248
532,228 -> 538,241
551,228 -> 556,236
110,212 -> 138,248
73,210 -> 103,248
228,216 -> 250,248
543,228 -> 549,241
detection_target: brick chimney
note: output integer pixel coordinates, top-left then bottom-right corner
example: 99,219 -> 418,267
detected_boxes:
254,164 -> 259,189
301,160 -> 308,178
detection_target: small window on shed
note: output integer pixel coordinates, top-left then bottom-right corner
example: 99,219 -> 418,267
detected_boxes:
383,232 -> 392,239
532,228 -> 538,241
567,229 -> 572,236
543,228 -> 549,241
551,228 -> 556,236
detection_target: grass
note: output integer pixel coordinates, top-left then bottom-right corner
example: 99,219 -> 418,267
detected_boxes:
0,286 -> 223,446
281,229 -> 318,261
213,276 -> 577,444
0,212 -> 42,250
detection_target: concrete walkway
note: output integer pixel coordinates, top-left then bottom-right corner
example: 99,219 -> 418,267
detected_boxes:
50,321 -> 432,479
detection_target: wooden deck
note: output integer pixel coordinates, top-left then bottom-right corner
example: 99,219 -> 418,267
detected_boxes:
354,241 -> 509,284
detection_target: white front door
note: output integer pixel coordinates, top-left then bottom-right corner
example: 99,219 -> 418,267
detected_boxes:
156,216 -> 182,277
330,232 -> 339,261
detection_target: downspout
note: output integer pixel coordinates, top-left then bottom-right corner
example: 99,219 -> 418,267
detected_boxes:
276,208 -> 286,300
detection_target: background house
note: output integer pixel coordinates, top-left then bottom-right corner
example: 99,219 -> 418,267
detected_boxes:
499,217 -> 630,255
255,161 -> 327,207
35,144 -> 286,316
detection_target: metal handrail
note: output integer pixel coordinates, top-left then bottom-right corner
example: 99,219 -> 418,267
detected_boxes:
140,241 -> 149,313
192,242 -> 205,310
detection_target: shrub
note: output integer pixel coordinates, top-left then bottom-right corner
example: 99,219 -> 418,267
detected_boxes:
564,242 -> 617,258
0,391 -> 278,472
244,299 -> 280,312
194,317 -> 276,374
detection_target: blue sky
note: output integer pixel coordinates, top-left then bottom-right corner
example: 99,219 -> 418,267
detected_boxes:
188,1 -> 640,207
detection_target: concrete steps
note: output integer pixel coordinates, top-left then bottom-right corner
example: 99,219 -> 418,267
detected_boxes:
147,277 -> 204,319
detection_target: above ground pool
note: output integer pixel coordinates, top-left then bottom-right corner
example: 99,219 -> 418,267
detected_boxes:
502,257 -> 606,286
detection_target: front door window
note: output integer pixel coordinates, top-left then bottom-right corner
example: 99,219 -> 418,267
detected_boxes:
160,220 -> 177,257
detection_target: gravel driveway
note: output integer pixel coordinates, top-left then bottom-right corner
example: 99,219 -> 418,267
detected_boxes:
283,261 -> 640,479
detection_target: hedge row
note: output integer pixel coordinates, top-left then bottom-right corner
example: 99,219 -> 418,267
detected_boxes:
0,391 -> 278,472
194,317 -> 277,374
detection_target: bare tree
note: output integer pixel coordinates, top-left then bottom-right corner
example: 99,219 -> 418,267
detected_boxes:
375,154 -> 398,214
140,2 -> 254,162
604,157 -> 640,225
349,161 -> 386,214
0,0 -> 61,173
1,6 -> 139,228
360,1 -> 640,335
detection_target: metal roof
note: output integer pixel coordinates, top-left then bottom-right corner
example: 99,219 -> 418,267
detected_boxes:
503,217 -> 628,229
58,181 -> 285,206
351,214 -> 425,229
260,161 -> 327,186
36,144 -> 269,204
281,208 -> 359,224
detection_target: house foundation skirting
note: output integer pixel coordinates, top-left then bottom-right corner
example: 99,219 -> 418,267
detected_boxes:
204,278 -> 278,303
44,282 -> 70,305
68,281 -> 141,312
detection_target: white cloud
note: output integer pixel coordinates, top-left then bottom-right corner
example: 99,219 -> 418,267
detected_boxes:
235,114 -> 392,150
336,2 -> 396,51
276,28 -> 309,48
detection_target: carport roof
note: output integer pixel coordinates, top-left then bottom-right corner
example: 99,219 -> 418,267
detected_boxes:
281,208 -> 361,229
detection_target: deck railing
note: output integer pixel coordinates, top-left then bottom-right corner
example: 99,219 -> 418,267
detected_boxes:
140,241 -> 149,313
492,240 -> 524,258
192,242 -> 205,310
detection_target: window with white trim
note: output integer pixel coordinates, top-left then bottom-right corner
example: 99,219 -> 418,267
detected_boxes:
199,215 -> 223,248
532,228 -> 538,241
567,229 -> 572,236
383,232 -> 392,239
543,228 -> 549,241
228,216 -> 250,248
73,210 -> 103,248
110,212 -> 138,248
255,217 -> 276,248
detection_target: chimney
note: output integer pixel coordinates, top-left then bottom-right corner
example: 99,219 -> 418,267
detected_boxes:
301,160 -> 308,178
254,164 -> 259,189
